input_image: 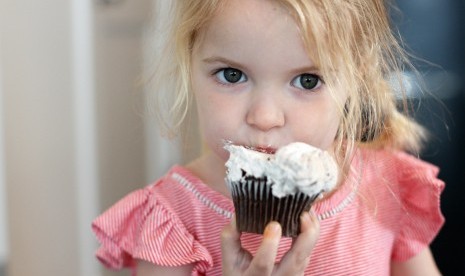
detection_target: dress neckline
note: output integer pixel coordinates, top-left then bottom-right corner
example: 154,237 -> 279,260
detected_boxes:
313,150 -> 362,220
168,149 -> 362,221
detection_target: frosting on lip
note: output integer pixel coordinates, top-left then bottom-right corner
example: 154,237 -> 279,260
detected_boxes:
224,142 -> 339,198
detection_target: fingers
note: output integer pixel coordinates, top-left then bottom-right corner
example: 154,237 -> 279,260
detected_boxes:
222,216 -> 315,276
277,211 -> 320,274
221,216 -> 241,253
246,221 -> 282,275
222,218 -> 283,275
221,216 -> 252,274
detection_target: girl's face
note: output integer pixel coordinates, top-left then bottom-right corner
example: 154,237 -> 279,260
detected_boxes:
191,0 -> 348,163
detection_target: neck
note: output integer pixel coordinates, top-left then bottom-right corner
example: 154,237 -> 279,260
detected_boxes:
186,152 -> 231,198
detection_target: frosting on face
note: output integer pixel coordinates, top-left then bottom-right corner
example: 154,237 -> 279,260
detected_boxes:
224,142 -> 338,198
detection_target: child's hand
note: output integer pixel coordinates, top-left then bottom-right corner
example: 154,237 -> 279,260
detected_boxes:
221,212 -> 319,276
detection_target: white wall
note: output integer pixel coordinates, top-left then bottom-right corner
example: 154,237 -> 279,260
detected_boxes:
0,1 -> 201,275
0,35 -> 8,269
0,0 -> 157,275
0,1 -> 80,275
71,0 -> 100,275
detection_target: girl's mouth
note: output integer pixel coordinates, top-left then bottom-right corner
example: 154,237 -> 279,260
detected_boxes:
222,140 -> 277,154
247,146 -> 277,154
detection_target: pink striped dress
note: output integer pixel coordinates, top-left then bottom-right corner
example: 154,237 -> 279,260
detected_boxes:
92,148 -> 444,275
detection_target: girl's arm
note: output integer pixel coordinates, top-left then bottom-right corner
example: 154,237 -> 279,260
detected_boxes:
136,260 -> 193,276
391,248 -> 441,276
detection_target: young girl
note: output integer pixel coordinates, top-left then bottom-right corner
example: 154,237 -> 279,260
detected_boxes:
92,0 -> 445,275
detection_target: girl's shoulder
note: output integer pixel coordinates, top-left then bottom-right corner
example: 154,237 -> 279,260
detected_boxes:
359,147 -> 444,206
358,147 -> 445,261
92,165 -> 233,274
360,147 -> 442,184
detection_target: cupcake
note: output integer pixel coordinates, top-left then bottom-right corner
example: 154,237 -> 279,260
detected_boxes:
225,142 -> 338,237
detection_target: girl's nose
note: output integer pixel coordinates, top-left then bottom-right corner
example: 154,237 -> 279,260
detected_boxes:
246,94 -> 285,132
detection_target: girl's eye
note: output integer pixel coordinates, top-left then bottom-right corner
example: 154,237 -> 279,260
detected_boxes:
215,68 -> 247,84
291,73 -> 322,90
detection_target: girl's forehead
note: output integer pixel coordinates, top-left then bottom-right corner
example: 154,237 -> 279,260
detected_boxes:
194,0 -> 316,70
207,0 -> 292,35
205,1 -> 324,53
196,1 -> 307,52
191,0 -> 358,86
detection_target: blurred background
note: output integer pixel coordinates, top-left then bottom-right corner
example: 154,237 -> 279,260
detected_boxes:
0,0 -> 463,276
0,1 -> 194,276
391,1 -> 465,275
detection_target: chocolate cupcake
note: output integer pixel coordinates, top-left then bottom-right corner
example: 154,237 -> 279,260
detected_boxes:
225,142 -> 338,237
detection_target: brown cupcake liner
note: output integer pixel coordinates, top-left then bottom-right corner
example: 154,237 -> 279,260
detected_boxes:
228,176 -> 318,237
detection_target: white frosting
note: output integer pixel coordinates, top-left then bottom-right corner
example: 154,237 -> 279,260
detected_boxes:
224,142 -> 338,198
224,144 -> 271,182
266,142 -> 338,197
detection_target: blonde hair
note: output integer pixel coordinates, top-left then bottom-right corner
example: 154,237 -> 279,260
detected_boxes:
147,0 -> 426,170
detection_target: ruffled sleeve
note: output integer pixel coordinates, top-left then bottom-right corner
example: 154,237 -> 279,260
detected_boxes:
92,184 -> 213,275
391,152 -> 445,262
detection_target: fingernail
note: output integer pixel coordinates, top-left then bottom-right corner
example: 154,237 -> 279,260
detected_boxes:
264,222 -> 281,238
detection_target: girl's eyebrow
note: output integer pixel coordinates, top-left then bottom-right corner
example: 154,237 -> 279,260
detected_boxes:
202,56 -> 244,69
203,56 -> 320,74
289,66 -> 320,74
